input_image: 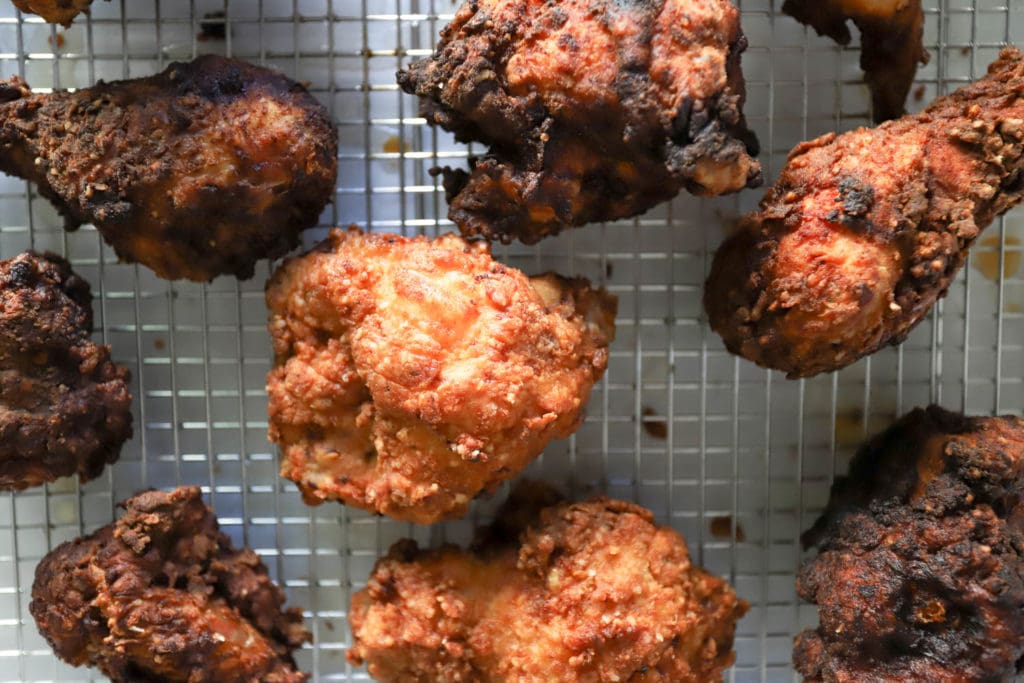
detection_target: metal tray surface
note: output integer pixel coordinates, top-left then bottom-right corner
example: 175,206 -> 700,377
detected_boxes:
0,1 -> 1021,681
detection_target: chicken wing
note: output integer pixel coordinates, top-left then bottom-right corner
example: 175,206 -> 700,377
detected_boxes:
30,486 -> 311,683
348,481 -> 748,682
795,406 -> 1024,682
266,227 -> 615,524
0,252 -> 131,490
0,55 -> 337,281
783,0 -> 928,123
705,47 -> 1024,379
11,0 -> 95,26
398,0 -> 761,244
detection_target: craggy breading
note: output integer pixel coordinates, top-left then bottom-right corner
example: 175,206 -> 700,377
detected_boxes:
266,227 -> 615,524
782,0 -> 928,123
11,0 -> 96,26
0,252 -> 131,490
795,406 -> 1024,683
348,481 -> 748,682
398,0 -> 761,244
705,47 -> 1024,379
0,55 -> 337,281
30,486 -> 311,682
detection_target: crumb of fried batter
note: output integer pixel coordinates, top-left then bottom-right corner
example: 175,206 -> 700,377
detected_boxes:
266,227 -> 616,524
30,486 -> 310,683
796,406 -> 1024,682
349,480 -> 748,682
0,252 -> 132,490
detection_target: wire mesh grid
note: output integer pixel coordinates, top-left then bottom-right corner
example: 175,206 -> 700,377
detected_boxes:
0,0 -> 1022,681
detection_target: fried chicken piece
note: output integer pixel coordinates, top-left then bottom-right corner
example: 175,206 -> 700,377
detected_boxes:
705,47 -> 1024,379
30,486 -> 311,683
783,0 -> 928,123
266,227 -> 615,524
795,406 -> 1024,682
0,55 -> 337,282
398,0 -> 761,244
0,252 -> 131,490
348,481 -> 748,682
11,0 -> 95,26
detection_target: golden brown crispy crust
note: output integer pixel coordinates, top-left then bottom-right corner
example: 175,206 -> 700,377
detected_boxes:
0,252 -> 131,490
705,47 -> 1024,378
398,0 -> 761,244
795,406 -> 1024,682
30,486 -> 311,683
348,481 -> 748,682
782,0 -> 928,123
11,0 -> 94,26
0,55 -> 337,282
265,227 -> 615,524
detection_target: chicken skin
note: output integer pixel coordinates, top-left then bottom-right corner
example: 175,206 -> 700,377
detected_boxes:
783,0 -> 928,123
0,252 -> 131,490
705,47 -> 1024,379
795,406 -> 1024,682
266,228 -> 615,524
0,55 -> 337,281
398,0 -> 761,244
11,0 -> 95,26
30,486 -> 311,683
348,481 -> 748,682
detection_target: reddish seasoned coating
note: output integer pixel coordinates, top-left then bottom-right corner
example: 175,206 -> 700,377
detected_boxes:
266,227 -> 615,524
10,0 -> 95,26
349,481 -> 748,682
706,47 -> 1024,378
796,406 -> 1024,682
0,55 -> 337,281
398,0 -> 761,244
30,486 -> 311,683
0,252 -> 131,490
782,0 -> 928,122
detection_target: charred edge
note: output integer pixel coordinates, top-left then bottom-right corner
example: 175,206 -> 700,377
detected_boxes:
823,176 -> 876,226
0,80 -> 28,104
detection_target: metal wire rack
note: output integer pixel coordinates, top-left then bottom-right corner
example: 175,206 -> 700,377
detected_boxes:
0,0 -> 1022,681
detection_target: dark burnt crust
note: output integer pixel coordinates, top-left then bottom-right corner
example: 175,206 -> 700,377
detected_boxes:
795,406 -> 1024,682
0,252 -> 132,490
0,55 -> 337,281
706,48 -> 1024,378
30,486 -> 310,682
399,0 -> 761,244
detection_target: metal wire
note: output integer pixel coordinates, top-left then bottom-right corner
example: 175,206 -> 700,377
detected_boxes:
0,1 -> 1022,681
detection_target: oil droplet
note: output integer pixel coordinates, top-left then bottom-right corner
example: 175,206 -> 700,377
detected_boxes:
382,135 -> 411,155
974,235 -> 1022,281
641,407 -> 667,440
710,515 -> 745,542
834,411 -> 865,449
